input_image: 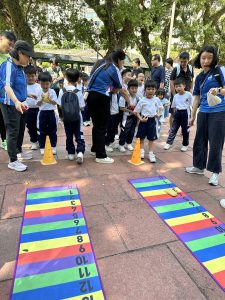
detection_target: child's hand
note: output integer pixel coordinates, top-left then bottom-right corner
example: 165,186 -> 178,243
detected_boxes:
140,116 -> 148,122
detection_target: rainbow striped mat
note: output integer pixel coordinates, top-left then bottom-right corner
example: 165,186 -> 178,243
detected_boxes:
11,185 -> 105,300
129,176 -> 225,292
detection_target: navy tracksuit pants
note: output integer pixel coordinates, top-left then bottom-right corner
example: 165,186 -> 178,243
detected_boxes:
37,110 -> 57,149
64,119 -> 85,154
26,108 -> 39,143
167,109 -> 189,146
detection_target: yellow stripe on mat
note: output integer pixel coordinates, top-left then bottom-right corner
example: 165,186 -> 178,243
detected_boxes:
203,256 -> 225,274
166,212 -> 214,227
19,234 -> 89,254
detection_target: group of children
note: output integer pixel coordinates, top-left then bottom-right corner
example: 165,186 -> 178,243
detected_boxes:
0,63 -> 193,165
104,68 -> 193,163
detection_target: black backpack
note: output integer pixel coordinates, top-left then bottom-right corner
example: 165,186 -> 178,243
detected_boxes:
61,88 -> 80,123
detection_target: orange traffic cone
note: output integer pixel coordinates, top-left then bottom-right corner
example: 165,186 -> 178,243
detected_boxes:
41,136 -> 57,165
128,138 -> 144,165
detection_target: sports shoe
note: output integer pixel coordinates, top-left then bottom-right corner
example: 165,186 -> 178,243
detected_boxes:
140,149 -> 145,159
105,145 -> 114,152
52,147 -> 57,155
115,135 -> 119,140
185,166 -> 204,175
96,157 -> 114,164
164,143 -> 171,150
220,199 -> 225,208
209,173 -> 219,186
40,149 -> 44,155
76,152 -> 84,164
17,151 -> 33,160
118,145 -> 126,152
126,144 -> 134,151
149,152 -> 156,163
8,160 -> 27,172
181,145 -> 188,152
31,142 -> 39,150
1,140 -> 7,150
68,154 -> 75,161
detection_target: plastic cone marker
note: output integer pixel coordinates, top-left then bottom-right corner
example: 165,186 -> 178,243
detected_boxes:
41,136 -> 57,165
128,138 -> 144,165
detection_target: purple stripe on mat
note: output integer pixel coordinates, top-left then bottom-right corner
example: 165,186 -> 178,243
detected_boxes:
179,225 -> 225,242
27,185 -> 77,194
129,176 -> 165,184
151,196 -> 193,207
16,252 -> 95,278
23,212 -> 84,226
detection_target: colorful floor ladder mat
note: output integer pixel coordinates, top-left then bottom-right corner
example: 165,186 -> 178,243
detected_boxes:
11,185 -> 106,300
129,176 -> 225,292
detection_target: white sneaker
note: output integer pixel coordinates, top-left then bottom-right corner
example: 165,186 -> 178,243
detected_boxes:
52,147 -> 57,155
115,135 -> 119,140
185,166 -> 204,175
90,151 -> 96,156
8,160 -> 27,172
181,145 -> 188,152
30,142 -> 39,150
140,149 -> 145,159
149,152 -> 156,163
220,199 -> 225,208
17,151 -> 33,160
96,157 -> 114,164
40,149 -> 44,155
118,145 -> 126,152
126,144 -> 134,151
76,152 -> 84,164
105,145 -> 114,152
68,154 -> 75,161
209,173 -> 219,186
164,143 -> 171,150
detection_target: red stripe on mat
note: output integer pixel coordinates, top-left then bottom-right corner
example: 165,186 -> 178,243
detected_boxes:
18,242 -> 92,265
24,205 -> 82,218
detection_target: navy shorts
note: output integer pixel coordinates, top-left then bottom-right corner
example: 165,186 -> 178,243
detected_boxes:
136,117 -> 157,141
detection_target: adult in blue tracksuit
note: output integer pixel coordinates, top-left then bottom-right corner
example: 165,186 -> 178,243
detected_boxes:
186,46 -> 225,186
87,49 -> 131,164
0,40 -> 34,172
0,31 -> 16,151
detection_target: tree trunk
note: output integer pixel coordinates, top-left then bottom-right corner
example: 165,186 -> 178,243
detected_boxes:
136,27 -> 152,69
4,0 -> 33,45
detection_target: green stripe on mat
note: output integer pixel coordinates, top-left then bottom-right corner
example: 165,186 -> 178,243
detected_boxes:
27,189 -> 78,200
22,218 -> 86,234
133,179 -> 172,188
13,264 -> 98,293
155,201 -> 200,213
187,233 -> 225,252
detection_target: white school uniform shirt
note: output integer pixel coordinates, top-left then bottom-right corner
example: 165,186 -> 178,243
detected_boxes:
137,84 -> 144,98
119,94 -> 139,121
134,96 -> 163,118
171,91 -> 193,110
26,83 -> 42,108
110,93 -> 119,115
57,85 -> 85,109
39,88 -> 57,111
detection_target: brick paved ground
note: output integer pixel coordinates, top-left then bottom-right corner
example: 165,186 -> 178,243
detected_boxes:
0,120 -> 225,300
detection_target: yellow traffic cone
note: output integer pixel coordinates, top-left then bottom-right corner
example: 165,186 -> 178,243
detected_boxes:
41,136 -> 57,165
128,138 -> 144,165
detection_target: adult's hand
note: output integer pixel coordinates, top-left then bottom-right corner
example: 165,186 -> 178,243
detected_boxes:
15,100 -> 24,114
189,118 -> 195,126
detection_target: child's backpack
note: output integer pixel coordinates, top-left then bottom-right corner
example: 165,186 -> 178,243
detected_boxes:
61,88 -> 80,123
176,64 -> 193,77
